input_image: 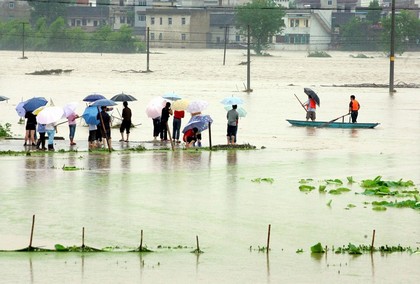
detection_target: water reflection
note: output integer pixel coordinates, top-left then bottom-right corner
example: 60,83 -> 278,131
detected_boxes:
350,129 -> 358,138
306,127 -> 317,136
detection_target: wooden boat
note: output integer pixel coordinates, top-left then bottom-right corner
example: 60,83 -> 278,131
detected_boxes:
286,119 -> 379,129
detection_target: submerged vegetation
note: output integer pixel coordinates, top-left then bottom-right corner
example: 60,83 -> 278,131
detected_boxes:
307,51 -> 331,58
0,123 -> 12,138
298,176 -> 419,211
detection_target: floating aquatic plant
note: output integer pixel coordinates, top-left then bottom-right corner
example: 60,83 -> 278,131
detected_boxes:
299,185 -> 315,192
310,242 -> 325,253
318,185 -> 327,192
251,178 -> 274,184
326,199 -> 332,207
296,249 -> 304,253
62,165 -> 82,171
328,187 -> 351,195
325,179 -> 343,185
346,176 -> 354,183
361,176 -> 414,188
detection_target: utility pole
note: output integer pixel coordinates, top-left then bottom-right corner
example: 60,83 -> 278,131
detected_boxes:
246,25 -> 252,93
146,27 -> 150,72
223,26 -> 228,66
389,0 -> 396,94
21,22 -> 28,59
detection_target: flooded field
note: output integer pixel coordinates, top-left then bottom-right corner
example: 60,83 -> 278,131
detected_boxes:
0,49 -> 419,283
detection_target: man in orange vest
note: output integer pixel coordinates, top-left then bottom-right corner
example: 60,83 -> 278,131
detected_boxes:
349,95 -> 361,123
304,95 -> 317,121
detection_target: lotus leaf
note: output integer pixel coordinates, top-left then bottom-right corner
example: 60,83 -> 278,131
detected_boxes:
310,242 -> 325,253
325,179 -> 343,185
299,185 -> 315,192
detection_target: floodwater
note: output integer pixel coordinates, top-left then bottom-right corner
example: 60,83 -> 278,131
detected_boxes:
0,49 -> 419,283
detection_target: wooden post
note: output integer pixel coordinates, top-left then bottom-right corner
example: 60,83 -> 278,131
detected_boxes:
139,229 -> 143,250
266,224 -> 271,253
208,122 -> 212,151
29,214 -> 35,249
82,227 -> 85,249
166,122 -> 174,151
371,229 -> 376,252
196,235 -> 200,252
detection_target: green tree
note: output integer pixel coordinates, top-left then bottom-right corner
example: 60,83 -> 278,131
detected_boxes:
366,0 -> 382,24
381,10 -> 420,54
340,17 -> 381,51
27,0 -> 69,25
235,0 -> 285,55
47,17 -> 66,51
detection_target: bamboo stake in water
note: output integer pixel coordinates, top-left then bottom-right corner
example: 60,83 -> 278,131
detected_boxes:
139,230 -> 143,250
266,224 -> 271,253
196,235 -> 200,252
29,214 -> 35,249
371,229 -> 376,252
82,227 -> 85,249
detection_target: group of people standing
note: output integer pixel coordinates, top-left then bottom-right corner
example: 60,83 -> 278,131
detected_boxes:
24,111 -> 79,151
152,102 -> 191,145
22,99 -> 243,150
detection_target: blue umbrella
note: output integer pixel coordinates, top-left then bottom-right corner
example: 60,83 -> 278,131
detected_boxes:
220,96 -> 244,106
82,106 -> 99,125
83,93 -> 106,102
15,101 -> 26,117
182,115 -> 213,133
224,105 -> 247,117
162,92 -> 182,101
22,97 -> 48,112
90,99 -> 117,107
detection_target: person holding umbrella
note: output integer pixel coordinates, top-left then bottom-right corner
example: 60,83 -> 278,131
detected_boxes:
67,112 -> 79,146
24,111 -> 37,146
303,95 -> 317,121
97,106 -> 112,149
160,102 -> 173,141
119,101 -> 132,142
226,105 -> 239,145
45,122 -> 56,151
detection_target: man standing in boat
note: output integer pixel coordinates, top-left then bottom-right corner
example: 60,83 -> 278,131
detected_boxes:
349,95 -> 360,123
303,95 -> 317,121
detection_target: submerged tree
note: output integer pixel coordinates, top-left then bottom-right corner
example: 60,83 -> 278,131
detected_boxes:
27,0 -> 69,26
235,0 -> 285,55
381,10 -> 420,54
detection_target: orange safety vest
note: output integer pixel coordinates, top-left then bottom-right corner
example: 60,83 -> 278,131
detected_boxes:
351,100 -> 360,111
308,98 -> 316,109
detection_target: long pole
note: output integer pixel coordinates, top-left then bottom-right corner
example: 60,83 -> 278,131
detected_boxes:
147,27 -> 150,72
166,122 -> 175,151
208,122 -> 212,150
246,25 -> 251,92
389,0 -> 396,94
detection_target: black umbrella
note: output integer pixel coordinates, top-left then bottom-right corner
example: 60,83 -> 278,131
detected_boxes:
110,93 -> 137,102
304,88 -> 320,106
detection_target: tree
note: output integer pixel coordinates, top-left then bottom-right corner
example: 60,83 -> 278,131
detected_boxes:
381,10 -> 420,54
340,17 -> 381,51
27,0 -> 69,26
366,0 -> 382,24
235,0 -> 285,55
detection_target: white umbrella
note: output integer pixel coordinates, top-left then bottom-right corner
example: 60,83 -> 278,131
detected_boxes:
36,106 -> 65,124
146,97 -> 166,119
187,100 -> 208,114
63,102 -> 79,117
